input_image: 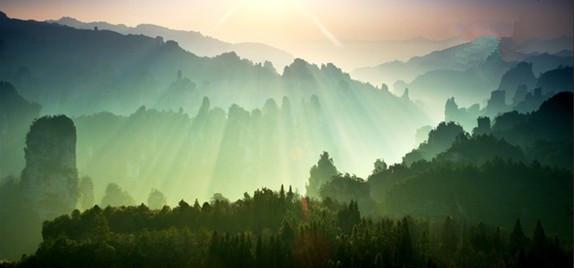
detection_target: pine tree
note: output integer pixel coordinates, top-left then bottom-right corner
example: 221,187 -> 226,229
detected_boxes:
530,220 -> 548,267
510,218 -> 528,255
255,235 -> 264,268
287,185 -> 294,203
397,217 -> 414,266
280,185 -> 286,200
441,216 -> 458,253
280,220 -> 295,244
532,220 -> 547,250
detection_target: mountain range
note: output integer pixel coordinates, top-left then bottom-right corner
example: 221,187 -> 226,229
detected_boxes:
50,17 -> 469,73
0,11 -> 431,191
353,36 -> 573,88
352,36 -> 501,87
352,36 -> 573,118
49,16 -> 294,69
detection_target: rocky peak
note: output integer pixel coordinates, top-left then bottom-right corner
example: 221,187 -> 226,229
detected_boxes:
21,115 -> 79,219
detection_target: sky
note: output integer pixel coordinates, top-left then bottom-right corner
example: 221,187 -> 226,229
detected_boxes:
1,0 -> 572,69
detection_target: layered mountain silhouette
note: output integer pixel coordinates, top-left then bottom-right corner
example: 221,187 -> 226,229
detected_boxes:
50,17 -> 294,69
500,36 -> 574,55
0,12 -> 431,200
353,36 -> 572,87
352,37 -> 501,86
353,36 -> 572,118
445,64 -> 573,130
1,12 -> 425,121
410,91 -> 573,169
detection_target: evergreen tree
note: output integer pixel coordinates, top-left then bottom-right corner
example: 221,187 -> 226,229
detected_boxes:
306,152 -> 338,198
440,216 -> 458,253
372,159 -> 387,175
532,220 -> 547,250
280,220 -> 295,245
397,217 -> 414,267
337,201 -> 360,234
530,220 -> 548,267
510,218 -> 528,255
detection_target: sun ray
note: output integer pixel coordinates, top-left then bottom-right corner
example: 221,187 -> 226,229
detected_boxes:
308,14 -> 343,48
214,5 -> 238,29
213,0 -> 344,48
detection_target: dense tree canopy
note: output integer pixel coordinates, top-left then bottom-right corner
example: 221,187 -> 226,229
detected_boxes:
6,187 -> 571,268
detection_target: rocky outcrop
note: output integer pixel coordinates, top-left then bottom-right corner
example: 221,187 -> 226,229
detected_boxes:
496,62 -> 536,101
536,66 -> 573,95
444,97 -> 480,131
472,117 -> 491,136
484,90 -> 510,117
20,115 -> 79,219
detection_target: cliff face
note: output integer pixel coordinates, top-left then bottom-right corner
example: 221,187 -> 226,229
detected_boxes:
484,90 -> 510,118
20,115 -> 79,219
496,62 -> 537,100
444,97 -> 480,131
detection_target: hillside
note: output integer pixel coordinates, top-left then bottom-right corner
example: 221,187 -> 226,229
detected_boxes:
50,17 -> 294,69
352,37 -> 572,119
0,12 -> 432,199
352,37 -> 500,86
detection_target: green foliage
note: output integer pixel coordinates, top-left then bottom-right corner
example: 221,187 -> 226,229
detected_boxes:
12,188 -> 572,268
403,122 -> 465,165
306,152 -> 339,198
319,174 -> 376,216
492,91 -> 573,170
369,159 -> 572,239
0,115 -> 79,260
372,159 -> 388,175
436,134 -> 525,164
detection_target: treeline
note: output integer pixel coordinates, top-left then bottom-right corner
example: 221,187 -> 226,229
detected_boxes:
413,91 -> 572,170
5,187 -> 571,268
311,92 -> 573,239
310,152 -> 572,240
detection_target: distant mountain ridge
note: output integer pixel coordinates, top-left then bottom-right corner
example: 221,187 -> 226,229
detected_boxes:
444,64 -> 573,131
352,36 -> 572,119
352,36 -> 573,87
49,17 -> 294,69
502,36 -> 574,55
352,36 -> 500,86
0,12 -> 431,177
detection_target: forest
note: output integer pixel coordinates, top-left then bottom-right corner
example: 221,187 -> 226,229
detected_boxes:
2,187 -> 572,268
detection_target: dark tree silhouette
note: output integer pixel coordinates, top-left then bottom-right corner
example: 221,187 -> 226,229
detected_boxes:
306,152 -> 338,198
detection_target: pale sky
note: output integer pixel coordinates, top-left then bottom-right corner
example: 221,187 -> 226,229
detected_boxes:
1,0 -> 572,68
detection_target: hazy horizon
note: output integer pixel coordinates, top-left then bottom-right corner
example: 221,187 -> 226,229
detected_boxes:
1,0 -> 572,70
